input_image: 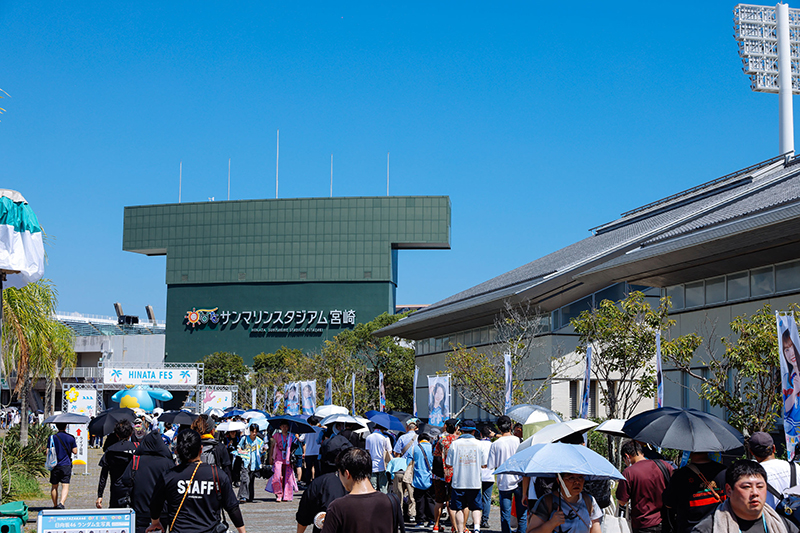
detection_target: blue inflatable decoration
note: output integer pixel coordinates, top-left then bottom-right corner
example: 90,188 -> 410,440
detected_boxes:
111,386 -> 173,412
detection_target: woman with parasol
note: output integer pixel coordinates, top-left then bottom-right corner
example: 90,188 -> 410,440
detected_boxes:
527,473 -> 602,533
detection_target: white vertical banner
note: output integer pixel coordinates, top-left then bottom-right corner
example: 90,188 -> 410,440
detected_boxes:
265,388 -> 271,414
302,380 -> 317,415
285,382 -> 300,415
379,371 -> 386,412
777,312 -> 800,460
251,388 -> 256,410
427,375 -> 450,426
413,366 -> 419,417
579,345 -> 592,419
504,352 -> 513,414
324,378 -> 332,406
655,331 -> 664,409
65,387 -> 96,470
351,373 -> 356,415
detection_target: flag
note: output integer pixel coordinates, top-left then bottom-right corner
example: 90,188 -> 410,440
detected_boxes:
351,373 -> 356,415
579,345 -> 592,419
0,190 -> 44,288
272,386 -> 281,413
324,378 -> 332,405
413,366 -> 419,416
251,388 -> 256,410
427,375 -> 451,427
777,312 -> 800,460
379,371 -> 386,412
655,331 -> 664,409
504,351 -> 512,414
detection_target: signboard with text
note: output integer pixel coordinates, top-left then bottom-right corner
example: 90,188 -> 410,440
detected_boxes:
65,387 -> 96,466
38,508 -> 135,533
184,307 -> 357,335
104,368 -> 198,386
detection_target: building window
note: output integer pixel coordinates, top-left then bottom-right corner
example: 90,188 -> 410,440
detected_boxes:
751,266 -> 774,297
705,277 -> 726,305
776,260 -> 800,293
685,282 -> 704,308
727,272 -> 749,301
667,285 -> 684,310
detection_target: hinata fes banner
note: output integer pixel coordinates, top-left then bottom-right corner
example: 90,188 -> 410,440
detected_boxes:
777,312 -> 800,460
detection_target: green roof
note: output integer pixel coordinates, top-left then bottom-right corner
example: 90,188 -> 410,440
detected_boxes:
123,196 -> 451,285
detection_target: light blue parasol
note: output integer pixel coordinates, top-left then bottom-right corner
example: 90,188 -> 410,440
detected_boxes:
494,442 -> 625,481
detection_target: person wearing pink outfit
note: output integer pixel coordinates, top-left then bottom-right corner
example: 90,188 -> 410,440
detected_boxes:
270,422 -> 299,502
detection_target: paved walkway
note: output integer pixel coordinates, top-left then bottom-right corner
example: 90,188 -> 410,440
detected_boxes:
24,448 -> 509,532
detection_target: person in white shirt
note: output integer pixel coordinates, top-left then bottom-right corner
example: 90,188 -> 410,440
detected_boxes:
479,426 -> 495,529
366,426 -> 393,493
487,415 -> 525,533
749,431 -> 798,507
447,419 -> 489,533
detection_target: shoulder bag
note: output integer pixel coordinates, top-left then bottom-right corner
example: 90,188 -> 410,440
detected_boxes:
170,462 -> 201,532
400,435 -> 418,484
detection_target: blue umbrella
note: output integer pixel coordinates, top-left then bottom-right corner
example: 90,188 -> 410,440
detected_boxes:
267,415 -> 315,434
365,410 -> 405,432
494,442 -> 625,481
222,408 -> 247,418
248,416 -> 269,431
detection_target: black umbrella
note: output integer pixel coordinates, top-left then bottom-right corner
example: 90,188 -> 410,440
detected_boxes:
43,413 -> 90,425
88,408 -> 136,436
622,407 -> 744,452
387,410 -> 413,424
267,415 -> 315,434
158,410 -> 198,426
416,422 -> 442,438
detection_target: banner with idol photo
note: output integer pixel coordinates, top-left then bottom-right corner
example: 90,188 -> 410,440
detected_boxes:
324,378 -> 332,405
284,382 -> 300,415
273,386 -> 283,414
777,312 -> 800,460
428,375 -> 450,427
301,380 -> 317,415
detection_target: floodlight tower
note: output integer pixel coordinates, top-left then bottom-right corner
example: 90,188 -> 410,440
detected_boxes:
734,3 -> 800,156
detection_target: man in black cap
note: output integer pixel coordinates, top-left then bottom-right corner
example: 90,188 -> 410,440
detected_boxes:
749,432 -> 798,508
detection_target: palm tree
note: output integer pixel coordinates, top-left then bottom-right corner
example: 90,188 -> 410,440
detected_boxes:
2,279 -> 75,445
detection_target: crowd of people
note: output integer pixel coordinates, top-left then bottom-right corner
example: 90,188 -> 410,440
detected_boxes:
42,409 -> 800,533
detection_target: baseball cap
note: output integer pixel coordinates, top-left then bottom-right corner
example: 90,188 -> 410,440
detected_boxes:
461,419 -> 477,431
749,432 -> 774,456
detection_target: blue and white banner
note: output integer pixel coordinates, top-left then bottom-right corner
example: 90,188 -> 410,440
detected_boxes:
427,375 -> 450,427
579,345 -> 592,419
379,371 -> 386,412
777,312 -> 800,460
655,331 -> 664,409
272,386 -> 282,414
504,351 -> 512,414
351,373 -> 356,415
324,378 -> 332,405
284,382 -> 300,416
413,366 -> 419,416
301,380 -> 316,415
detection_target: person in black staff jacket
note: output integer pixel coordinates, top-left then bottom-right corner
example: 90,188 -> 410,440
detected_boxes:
97,419 -> 137,508
296,432 -> 352,532
147,429 -> 245,533
121,431 -> 176,533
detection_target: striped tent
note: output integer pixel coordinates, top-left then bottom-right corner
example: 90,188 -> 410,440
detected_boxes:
0,189 -> 44,288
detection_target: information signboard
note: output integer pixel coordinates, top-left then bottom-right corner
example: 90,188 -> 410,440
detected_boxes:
104,368 -> 198,386
65,387 -> 96,467
38,508 -> 135,533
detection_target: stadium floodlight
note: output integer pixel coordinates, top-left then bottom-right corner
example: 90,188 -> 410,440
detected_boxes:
734,3 -> 800,155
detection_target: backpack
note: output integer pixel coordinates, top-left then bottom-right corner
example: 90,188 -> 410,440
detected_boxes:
771,462 -> 799,525
46,436 -> 58,471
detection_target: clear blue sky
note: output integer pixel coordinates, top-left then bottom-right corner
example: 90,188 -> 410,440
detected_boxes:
1,1 -> 790,320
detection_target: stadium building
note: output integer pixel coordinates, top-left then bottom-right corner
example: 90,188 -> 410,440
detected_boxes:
376,154 -> 800,421
123,196 -> 451,365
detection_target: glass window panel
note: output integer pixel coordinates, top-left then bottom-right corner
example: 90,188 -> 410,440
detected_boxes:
667,285 -> 684,310
489,327 -> 497,342
751,267 -> 774,297
435,337 -> 443,352
552,310 -> 561,330
705,277 -> 726,305
727,272 -> 749,300
596,284 -> 625,305
777,261 -> 800,293
561,296 -> 593,326
685,282 -> 704,308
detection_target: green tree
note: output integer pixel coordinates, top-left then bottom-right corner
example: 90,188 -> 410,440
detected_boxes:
446,300 -> 570,417
663,303 -> 795,434
2,279 -> 75,446
571,291 -> 702,421
201,351 -> 249,385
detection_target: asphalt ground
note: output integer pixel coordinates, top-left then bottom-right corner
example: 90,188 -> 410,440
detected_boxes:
23,448 -> 510,532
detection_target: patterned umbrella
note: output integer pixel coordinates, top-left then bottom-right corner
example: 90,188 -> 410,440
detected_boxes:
0,190 -> 44,288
